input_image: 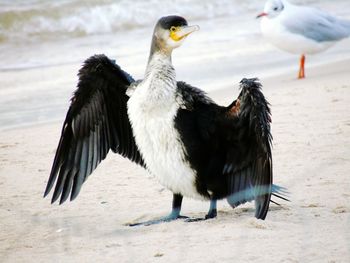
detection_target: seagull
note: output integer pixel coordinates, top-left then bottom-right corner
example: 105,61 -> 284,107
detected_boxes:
257,0 -> 350,79
44,15 -> 287,226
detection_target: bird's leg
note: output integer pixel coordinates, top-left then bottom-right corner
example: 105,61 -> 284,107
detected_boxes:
185,198 -> 217,222
167,193 -> 188,220
298,54 -> 306,79
205,198 -> 218,219
128,193 -> 188,226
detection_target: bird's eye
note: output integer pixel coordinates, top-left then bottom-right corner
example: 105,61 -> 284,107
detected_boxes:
273,7 -> 278,11
170,26 -> 176,32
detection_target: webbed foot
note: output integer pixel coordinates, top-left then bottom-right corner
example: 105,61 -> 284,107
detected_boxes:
128,213 -> 188,227
184,209 -> 217,222
185,199 -> 217,222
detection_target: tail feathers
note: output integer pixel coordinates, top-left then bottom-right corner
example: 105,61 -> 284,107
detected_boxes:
226,184 -> 289,204
271,184 -> 290,205
226,184 -> 289,215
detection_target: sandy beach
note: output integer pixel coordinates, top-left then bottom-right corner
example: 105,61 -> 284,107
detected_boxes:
1,57 -> 350,262
1,0 -> 350,262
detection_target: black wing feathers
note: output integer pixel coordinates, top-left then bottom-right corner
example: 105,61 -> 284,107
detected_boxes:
175,80 -> 277,219
224,78 -> 273,219
44,54 -> 144,204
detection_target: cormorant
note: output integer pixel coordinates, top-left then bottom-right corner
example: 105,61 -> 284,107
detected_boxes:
44,15 -> 287,225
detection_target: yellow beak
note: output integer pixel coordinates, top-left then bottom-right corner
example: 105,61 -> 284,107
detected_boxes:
170,25 -> 200,41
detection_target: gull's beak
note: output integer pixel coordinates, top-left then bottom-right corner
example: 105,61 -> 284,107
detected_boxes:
256,12 -> 268,19
170,25 -> 200,41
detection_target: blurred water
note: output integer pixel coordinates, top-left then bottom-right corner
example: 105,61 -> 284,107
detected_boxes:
0,0 -> 255,43
3,0 -> 347,46
1,0 -> 349,71
0,0 -> 349,130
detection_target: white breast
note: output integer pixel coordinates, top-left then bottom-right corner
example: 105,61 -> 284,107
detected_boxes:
127,61 -> 204,200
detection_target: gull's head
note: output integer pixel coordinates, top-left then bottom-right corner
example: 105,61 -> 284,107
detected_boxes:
151,15 -> 200,54
257,0 -> 285,19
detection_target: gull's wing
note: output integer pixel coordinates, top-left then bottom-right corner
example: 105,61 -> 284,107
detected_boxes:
282,6 -> 350,42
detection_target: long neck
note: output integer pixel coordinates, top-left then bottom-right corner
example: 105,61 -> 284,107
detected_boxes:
140,51 -> 177,107
145,50 -> 176,86
141,33 -> 178,104
148,34 -> 172,63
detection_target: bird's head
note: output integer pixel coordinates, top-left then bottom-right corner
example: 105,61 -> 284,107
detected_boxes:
151,15 -> 200,55
257,0 -> 285,19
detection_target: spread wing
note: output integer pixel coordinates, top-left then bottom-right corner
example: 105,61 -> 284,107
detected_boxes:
221,78 -> 273,219
44,54 -> 144,204
175,79 -> 280,219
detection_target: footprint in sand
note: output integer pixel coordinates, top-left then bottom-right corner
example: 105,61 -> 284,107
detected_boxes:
246,218 -> 269,229
0,143 -> 19,149
301,203 -> 320,208
332,206 -> 348,214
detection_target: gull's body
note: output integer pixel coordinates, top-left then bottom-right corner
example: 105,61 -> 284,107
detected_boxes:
258,0 -> 350,78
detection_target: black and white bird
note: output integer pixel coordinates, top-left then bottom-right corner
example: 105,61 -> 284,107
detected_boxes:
44,15 -> 287,225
